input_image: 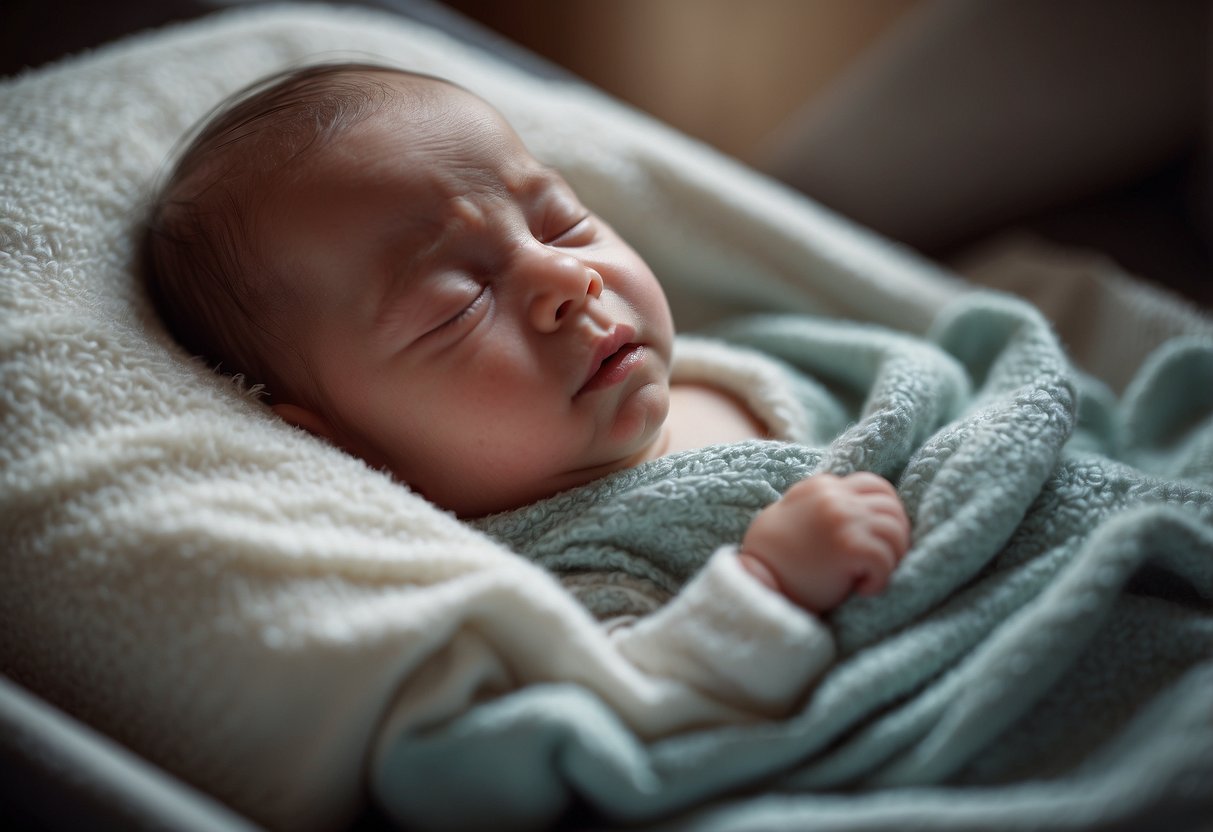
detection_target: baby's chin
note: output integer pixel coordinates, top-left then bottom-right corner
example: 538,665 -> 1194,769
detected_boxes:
480,409 -> 670,517
604,379 -> 670,453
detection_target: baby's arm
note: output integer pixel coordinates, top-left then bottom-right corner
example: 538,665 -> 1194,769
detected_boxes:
739,472 -> 911,614
608,472 -> 909,718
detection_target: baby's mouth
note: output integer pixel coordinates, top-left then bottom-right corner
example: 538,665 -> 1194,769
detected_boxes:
577,343 -> 646,397
576,324 -> 641,397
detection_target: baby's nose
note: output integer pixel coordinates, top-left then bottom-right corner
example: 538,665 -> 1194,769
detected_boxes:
523,248 -> 603,332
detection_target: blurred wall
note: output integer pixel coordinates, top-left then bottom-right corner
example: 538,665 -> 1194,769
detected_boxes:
444,0 -> 920,163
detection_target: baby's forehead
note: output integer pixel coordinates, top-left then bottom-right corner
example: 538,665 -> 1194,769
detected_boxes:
374,71 -> 499,127
323,75 -> 543,181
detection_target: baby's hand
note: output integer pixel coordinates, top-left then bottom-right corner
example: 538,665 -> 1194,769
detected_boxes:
739,473 -> 910,614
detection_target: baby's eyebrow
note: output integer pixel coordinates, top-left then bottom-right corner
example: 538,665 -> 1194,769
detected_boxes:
371,219 -> 447,328
371,165 -> 576,329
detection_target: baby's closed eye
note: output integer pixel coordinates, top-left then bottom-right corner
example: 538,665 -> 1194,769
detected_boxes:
433,282 -> 489,332
541,213 -> 594,247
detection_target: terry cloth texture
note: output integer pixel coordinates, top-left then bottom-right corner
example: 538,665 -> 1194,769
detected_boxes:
3,5 -> 1212,832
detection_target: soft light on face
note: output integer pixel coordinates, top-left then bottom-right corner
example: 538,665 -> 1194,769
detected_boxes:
260,73 -> 675,516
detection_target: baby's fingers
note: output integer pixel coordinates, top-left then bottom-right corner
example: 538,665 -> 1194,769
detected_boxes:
842,471 -> 899,496
851,547 -> 897,596
848,517 -> 912,596
865,510 -> 912,559
860,491 -> 910,522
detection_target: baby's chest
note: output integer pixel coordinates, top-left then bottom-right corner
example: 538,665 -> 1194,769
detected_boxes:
664,383 -> 770,454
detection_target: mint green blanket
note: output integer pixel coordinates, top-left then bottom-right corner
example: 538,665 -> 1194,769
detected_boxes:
374,293 -> 1213,831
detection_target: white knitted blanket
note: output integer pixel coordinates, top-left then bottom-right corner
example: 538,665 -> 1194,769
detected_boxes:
2,5 -> 1209,831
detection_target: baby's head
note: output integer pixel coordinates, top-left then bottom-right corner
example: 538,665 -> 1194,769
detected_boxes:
145,63 -> 675,516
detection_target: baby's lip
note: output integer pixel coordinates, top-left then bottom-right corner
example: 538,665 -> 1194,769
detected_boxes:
577,324 -> 638,395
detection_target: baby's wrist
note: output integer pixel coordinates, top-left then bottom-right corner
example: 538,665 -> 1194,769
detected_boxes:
736,550 -> 783,596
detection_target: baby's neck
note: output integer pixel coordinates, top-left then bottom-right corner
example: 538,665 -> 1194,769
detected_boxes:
660,382 -> 770,456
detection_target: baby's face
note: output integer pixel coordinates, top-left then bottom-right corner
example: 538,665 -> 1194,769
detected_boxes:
261,74 -> 675,516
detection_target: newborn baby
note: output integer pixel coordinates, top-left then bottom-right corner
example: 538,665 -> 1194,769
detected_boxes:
144,62 -> 909,621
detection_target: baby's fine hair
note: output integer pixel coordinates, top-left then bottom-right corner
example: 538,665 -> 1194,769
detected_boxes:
142,62 -> 407,405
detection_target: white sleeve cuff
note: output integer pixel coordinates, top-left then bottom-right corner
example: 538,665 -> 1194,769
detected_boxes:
611,546 -> 836,716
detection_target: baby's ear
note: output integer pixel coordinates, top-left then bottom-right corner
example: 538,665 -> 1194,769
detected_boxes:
271,402 -> 338,443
